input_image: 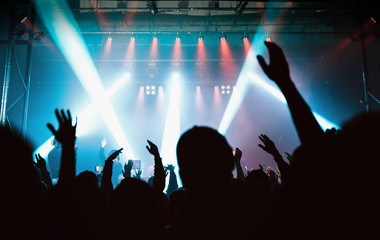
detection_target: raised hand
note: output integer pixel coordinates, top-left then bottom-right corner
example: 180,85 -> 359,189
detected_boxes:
234,147 -> 242,161
134,169 -> 142,179
258,134 -> 281,157
122,159 -> 133,178
35,153 -> 53,188
256,41 -> 291,84
107,148 -> 123,162
35,153 -> 47,170
146,140 -> 160,158
47,109 -> 77,144
47,109 -> 77,185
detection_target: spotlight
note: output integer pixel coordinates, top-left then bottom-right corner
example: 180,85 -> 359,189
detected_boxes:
151,85 -> 156,90
151,90 -> 156,95
146,91 -> 151,95
176,36 -> 181,42
226,85 -> 231,89
198,37 -> 203,42
153,36 -> 157,41
220,36 -> 226,42
221,90 -> 226,95
243,36 -> 249,42
131,36 -> 135,41
107,36 -> 112,41
146,86 -> 150,90
221,85 -> 225,89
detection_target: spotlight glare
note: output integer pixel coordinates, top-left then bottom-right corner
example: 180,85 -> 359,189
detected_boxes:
221,85 -> 225,89
161,72 -> 182,187
221,90 -> 226,94
34,73 -> 131,159
35,0 -> 134,159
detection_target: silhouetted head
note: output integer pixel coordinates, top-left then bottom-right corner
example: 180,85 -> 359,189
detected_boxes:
75,170 -> 99,189
176,126 -> 234,190
0,126 -> 45,237
245,169 -> 271,192
110,177 -> 159,238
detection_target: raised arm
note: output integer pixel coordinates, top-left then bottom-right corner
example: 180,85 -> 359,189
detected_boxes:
166,164 -> 178,196
257,41 -> 323,144
146,140 -> 165,193
234,147 -> 245,181
35,153 -> 53,189
101,148 -> 123,197
47,109 -> 77,186
258,134 -> 289,179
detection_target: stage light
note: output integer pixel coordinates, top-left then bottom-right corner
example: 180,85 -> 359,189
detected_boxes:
176,36 -> 181,42
218,7 -> 277,135
226,90 -> 231,94
221,90 -> 226,95
226,85 -> 231,89
198,37 -> 203,42
131,36 -> 135,41
35,0 -> 134,159
221,85 -> 225,89
161,72 -> 182,187
243,36 -> 248,42
220,36 -> 226,42
146,86 -> 150,90
247,72 -> 339,130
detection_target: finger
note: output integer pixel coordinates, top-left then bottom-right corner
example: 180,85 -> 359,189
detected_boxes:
67,110 -> 72,124
60,109 -> 67,123
74,117 -> 78,128
146,146 -> 150,152
263,135 -> 270,142
34,154 -> 38,161
47,123 -> 56,135
258,144 -> 265,150
258,135 -> 265,143
257,55 -> 269,74
54,109 -> 63,125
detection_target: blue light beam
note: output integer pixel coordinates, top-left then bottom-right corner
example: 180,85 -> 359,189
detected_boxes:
34,73 -> 131,159
247,72 -> 339,130
34,0 -> 134,158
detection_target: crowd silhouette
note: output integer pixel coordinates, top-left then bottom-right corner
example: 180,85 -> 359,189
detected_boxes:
2,41 -> 379,239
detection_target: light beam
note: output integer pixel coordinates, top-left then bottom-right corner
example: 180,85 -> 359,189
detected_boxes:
34,0 -> 134,159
